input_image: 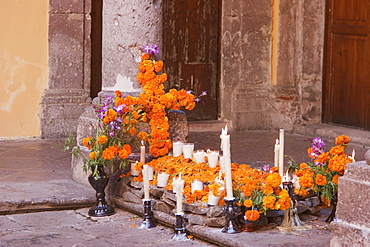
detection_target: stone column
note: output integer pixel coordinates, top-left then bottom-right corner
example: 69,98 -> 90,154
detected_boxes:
40,0 -> 92,138
330,152 -> 370,246
72,0 -> 163,186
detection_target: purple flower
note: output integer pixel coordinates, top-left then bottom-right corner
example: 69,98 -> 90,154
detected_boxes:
141,44 -> 160,55
263,164 -> 270,172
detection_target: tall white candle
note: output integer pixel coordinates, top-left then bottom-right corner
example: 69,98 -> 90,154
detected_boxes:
279,129 -> 285,179
140,140 -> 145,164
176,173 -> 184,214
274,139 -> 280,167
220,125 -> 233,199
143,164 -> 150,200
172,141 -> 183,157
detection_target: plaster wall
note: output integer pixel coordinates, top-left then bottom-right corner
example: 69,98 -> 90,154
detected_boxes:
0,0 -> 48,138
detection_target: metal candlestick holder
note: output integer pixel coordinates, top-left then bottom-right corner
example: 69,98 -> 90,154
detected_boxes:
222,197 -> 242,233
171,213 -> 189,241
139,199 -> 156,229
281,181 -> 308,228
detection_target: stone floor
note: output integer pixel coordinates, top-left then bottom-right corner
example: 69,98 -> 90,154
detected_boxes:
0,124 -> 369,246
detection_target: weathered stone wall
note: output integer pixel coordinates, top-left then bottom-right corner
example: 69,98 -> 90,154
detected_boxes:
40,0 -> 92,138
330,160 -> 370,246
220,0 -> 325,131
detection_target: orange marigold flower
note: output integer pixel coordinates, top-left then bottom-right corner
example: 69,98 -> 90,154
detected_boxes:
245,210 -> 260,221
307,147 -> 316,159
89,151 -> 98,160
332,174 -> 340,184
265,173 -> 282,188
300,163 -> 308,169
315,174 -> 327,186
244,199 -> 253,208
115,90 -> 122,97
262,185 -> 274,195
335,135 -> 350,146
262,195 -> 276,209
141,53 -> 150,61
103,109 -> 117,125
154,60 -> 163,72
277,194 -> 291,210
329,146 -> 345,156
270,167 -> 279,173
82,137 -> 93,149
137,132 -> 149,141
118,144 -> 132,159
97,135 -> 108,144
294,187 -> 308,197
102,146 -> 119,160
316,152 -> 330,164
299,172 -> 314,188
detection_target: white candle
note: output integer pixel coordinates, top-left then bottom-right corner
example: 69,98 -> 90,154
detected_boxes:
220,125 -> 233,199
172,178 -> 177,193
274,139 -> 280,167
140,140 -> 145,164
157,172 -> 169,187
207,150 -> 219,168
279,129 -> 285,179
143,164 -> 150,200
183,143 -> 194,159
219,155 -> 225,173
193,150 -> 206,164
207,190 -> 221,206
172,141 -> 183,157
131,161 -> 140,176
292,174 -> 300,188
351,149 -> 356,162
148,166 -> 153,181
176,173 -> 184,214
191,179 -> 204,193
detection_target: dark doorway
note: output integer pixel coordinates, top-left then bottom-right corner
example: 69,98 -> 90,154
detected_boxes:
90,0 -> 103,98
323,0 -> 370,130
162,0 -> 220,120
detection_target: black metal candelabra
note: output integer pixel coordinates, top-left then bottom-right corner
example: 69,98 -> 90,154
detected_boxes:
222,197 -> 242,233
139,199 -> 156,229
171,213 -> 189,241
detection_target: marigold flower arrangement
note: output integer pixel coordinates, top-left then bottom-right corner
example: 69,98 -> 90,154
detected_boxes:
288,135 -> 353,205
128,155 -> 290,221
233,165 -> 291,221
69,44 -> 203,174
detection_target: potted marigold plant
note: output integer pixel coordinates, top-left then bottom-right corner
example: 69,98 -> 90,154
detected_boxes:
233,164 -> 291,227
288,135 -> 354,222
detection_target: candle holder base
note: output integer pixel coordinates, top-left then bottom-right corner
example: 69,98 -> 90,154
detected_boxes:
171,213 -> 190,241
222,198 -> 242,234
139,199 -> 156,229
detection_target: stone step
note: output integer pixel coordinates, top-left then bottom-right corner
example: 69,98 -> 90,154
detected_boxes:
188,120 -> 229,132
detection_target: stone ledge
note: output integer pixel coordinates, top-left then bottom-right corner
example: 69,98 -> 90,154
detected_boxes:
330,221 -> 370,247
